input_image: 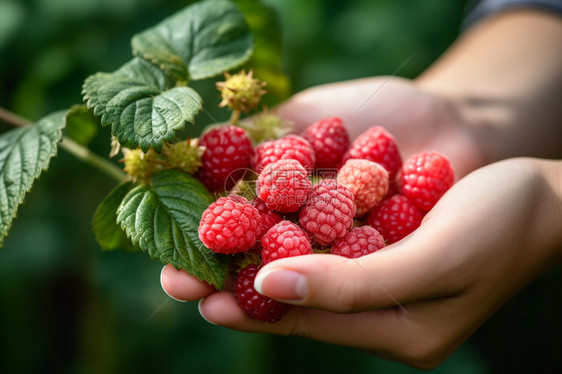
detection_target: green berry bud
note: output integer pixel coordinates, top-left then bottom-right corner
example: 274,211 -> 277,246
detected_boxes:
164,139 -> 205,175
216,70 -> 266,113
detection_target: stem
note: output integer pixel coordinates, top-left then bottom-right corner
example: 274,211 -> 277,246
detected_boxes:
229,109 -> 241,125
0,107 -> 28,127
0,106 -> 125,183
60,137 -> 126,183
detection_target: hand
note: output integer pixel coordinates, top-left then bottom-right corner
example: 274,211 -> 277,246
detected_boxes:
162,157 -> 562,369
275,76 -> 486,178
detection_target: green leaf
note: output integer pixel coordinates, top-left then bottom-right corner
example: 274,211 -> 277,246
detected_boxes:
116,170 -> 228,289
92,181 -> 138,252
132,0 -> 253,82
65,104 -> 99,146
82,57 -> 203,152
0,110 -> 65,248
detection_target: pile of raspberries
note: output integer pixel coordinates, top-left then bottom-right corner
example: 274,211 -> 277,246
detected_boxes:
197,117 -> 454,323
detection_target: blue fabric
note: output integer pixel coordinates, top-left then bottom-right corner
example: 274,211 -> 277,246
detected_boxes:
464,0 -> 562,27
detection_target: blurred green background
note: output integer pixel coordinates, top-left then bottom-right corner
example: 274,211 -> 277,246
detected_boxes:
1,0 -> 561,373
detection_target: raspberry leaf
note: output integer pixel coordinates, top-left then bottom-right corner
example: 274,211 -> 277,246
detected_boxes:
64,104 -> 99,146
92,181 -> 139,252
0,110 -> 66,248
82,57 -> 203,152
132,0 -> 253,82
116,169 -> 228,289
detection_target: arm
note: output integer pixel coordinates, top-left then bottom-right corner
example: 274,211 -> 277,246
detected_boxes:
275,9 -> 562,177
417,9 -> 562,165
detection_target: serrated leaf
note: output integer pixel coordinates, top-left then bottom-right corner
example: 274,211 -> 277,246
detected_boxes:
116,170 -> 227,289
65,104 -> 99,146
0,110 -> 65,247
82,57 -> 203,152
92,181 -> 139,252
132,0 -> 253,82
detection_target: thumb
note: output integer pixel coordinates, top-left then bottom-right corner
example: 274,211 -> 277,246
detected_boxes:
254,230 -> 464,313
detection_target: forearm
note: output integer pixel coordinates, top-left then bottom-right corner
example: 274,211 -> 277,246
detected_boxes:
535,158 -> 562,265
417,9 -> 562,165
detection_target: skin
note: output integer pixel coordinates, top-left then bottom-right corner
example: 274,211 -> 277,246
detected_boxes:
161,9 -> 562,369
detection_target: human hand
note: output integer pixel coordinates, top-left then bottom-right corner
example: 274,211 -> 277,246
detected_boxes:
275,76 -> 485,178
162,157 -> 562,369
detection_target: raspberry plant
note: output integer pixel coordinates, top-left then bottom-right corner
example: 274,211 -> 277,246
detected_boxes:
0,0 -> 288,290
0,0 -> 456,315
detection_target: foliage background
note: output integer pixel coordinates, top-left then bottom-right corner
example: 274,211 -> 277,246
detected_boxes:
0,0 -> 560,373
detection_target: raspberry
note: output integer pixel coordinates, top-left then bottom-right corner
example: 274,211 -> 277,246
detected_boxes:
399,151 -> 454,212
197,125 -> 253,192
257,159 -> 312,213
252,135 -> 315,172
251,197 -> 283,238
198,195 -> 262,254
337,159 -> 389,216
331,226 -> 385,258
366,195 -> 424,244
299,179 -> 355,246
234,264 -> 291,323
341,126 -> 402,180
261,220 -> 313,264
301,117 -> 349,169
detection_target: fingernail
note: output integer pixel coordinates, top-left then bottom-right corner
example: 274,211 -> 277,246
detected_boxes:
160,266 -> 187,303
198,299 -> 217,325
254,268 -> 307,301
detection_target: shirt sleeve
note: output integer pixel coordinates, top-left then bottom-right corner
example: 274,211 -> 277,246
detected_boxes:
463,0 -> 562,27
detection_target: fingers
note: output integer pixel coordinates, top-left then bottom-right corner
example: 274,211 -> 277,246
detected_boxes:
250,226 -> 467,314
160,264 -> 216,301
198,290 -> 403,349
198,291 -> 460,369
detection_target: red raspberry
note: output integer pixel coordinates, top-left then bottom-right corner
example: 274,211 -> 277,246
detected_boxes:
399,151 -> 454,212
301,117 -> 349,169
197,125 -> 253,192
331,226 -> 385,258
366,195 -> 424,244
198,195 -> 262,254
341,126 -> 402,180
337,159 -> 389,216
252,135 -> 315,172
234,264 -> 291,323
251,197 -> 283,238
257,159 -> 312,213
299,179 -> 355,246
261,220 -> 313,264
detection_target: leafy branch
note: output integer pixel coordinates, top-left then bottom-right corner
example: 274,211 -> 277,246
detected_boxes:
0,0 -> 286,289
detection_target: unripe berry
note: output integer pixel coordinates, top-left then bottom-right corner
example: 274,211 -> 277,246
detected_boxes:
216,70 -> 267,113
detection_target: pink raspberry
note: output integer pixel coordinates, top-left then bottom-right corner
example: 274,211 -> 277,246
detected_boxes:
261,220 -> 313,264
301,117 -> 349,169
299,179 -> 356,246
197,125 -> 253,192
337,159 -> 389,216
366,195 -> 424,244
341,126 -> 402,180
198,195 -> 262,254
234,264 -> 291,323
399,151 -> 454,212
331,226 -> 385,258
252,135 -> 315,172
251,197 -> 283,238
257,159 -> 312,213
